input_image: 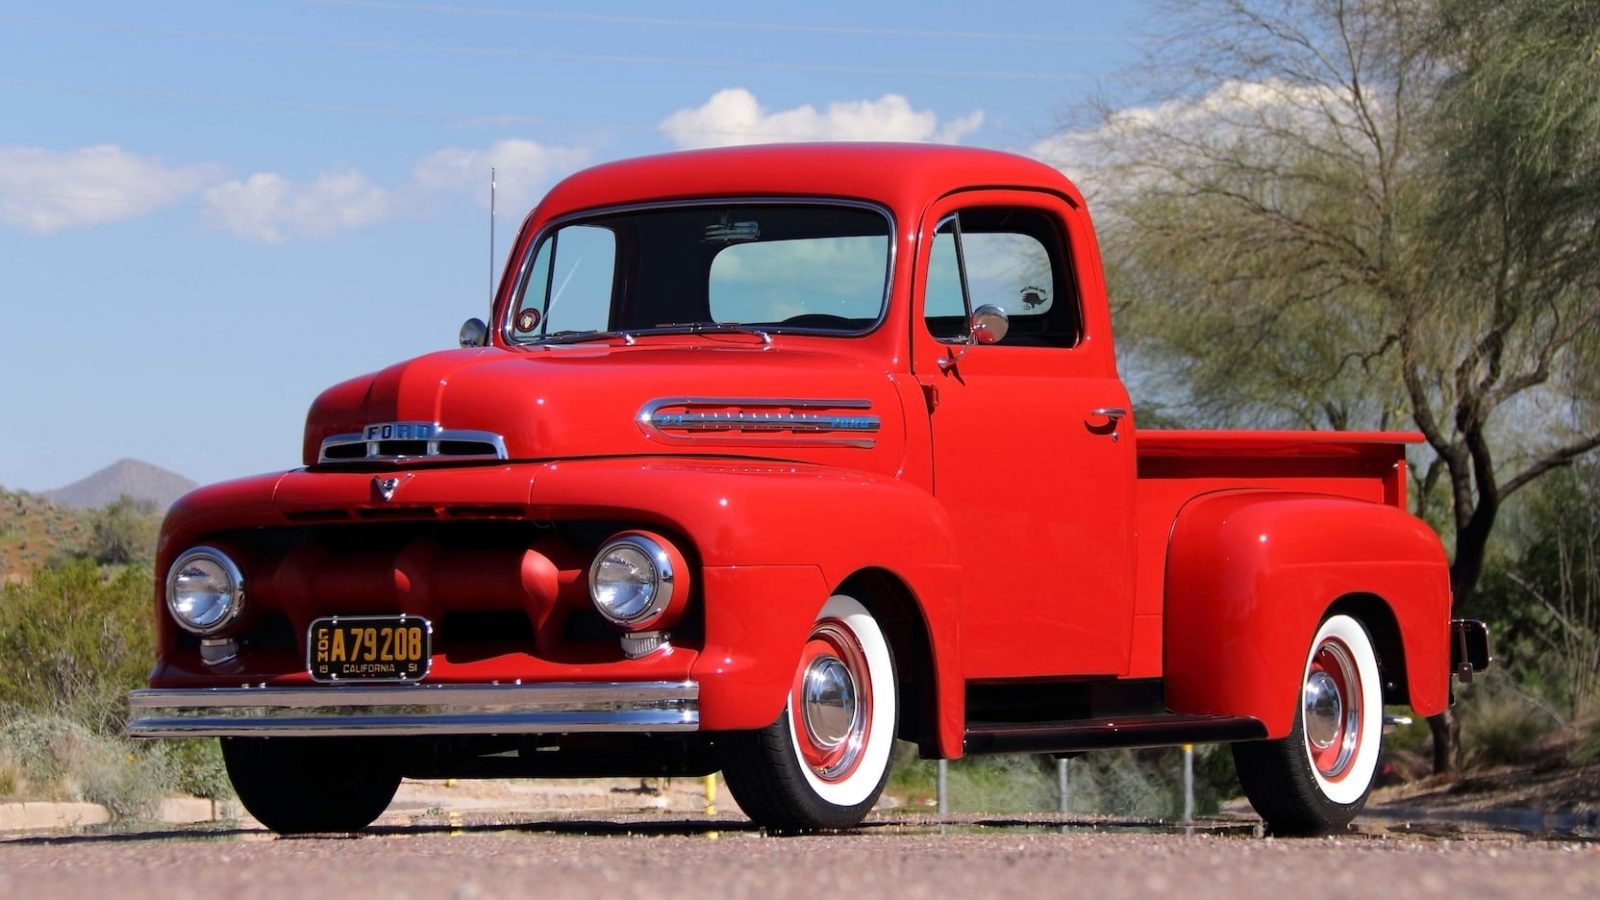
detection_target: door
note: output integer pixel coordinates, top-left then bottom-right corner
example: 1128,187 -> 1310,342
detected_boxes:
911,190 -> 1135,679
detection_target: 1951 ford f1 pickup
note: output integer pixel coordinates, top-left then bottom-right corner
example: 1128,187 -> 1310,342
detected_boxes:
128,143 -> 1489,835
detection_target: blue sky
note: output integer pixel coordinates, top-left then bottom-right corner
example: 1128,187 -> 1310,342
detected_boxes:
0,0 -> 1151,491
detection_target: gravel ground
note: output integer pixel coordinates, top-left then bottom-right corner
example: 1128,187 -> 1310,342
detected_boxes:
3,815 -> 1599,900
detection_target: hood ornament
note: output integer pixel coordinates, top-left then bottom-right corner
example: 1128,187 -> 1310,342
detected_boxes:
373,475 -> 406,502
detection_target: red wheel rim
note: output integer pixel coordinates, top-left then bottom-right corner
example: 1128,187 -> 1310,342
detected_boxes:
789,619 -> 873,783
1303,637 -> 1362,781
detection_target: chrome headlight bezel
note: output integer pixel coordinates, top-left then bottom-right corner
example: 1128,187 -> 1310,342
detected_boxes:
165,546 -> 245,635
588,534 -> 677,628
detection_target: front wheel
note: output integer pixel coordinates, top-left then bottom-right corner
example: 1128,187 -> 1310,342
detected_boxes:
1232,613 -> 1384,835
222,737 -> 402,834
722,594 -> 897,831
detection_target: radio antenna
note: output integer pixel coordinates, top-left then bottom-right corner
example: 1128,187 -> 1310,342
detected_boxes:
489,166 -> 497,307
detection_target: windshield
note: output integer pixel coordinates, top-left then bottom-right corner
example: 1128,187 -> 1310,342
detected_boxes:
505,202 -> 891,343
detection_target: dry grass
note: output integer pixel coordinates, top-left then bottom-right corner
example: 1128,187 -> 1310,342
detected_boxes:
0,488 -> 92,581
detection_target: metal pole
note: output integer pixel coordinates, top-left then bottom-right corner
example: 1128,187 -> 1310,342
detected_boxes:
1057,757 -> 1070,816
489,166 -> 497,305
937,758 -> 949,816
1181,744 -> 1195,822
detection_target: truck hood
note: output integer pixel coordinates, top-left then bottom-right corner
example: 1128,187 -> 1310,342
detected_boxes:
302,344 -> 907,473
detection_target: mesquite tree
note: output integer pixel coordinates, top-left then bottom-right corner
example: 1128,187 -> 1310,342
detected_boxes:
1054,0 -> 1600,771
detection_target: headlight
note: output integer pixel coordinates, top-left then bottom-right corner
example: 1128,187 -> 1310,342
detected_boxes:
166,546 -> 244,635
588,532 -> 683,628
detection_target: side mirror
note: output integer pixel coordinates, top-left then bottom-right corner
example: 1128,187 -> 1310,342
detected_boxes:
970,304 -> 1009,345
459,317 -> 488,348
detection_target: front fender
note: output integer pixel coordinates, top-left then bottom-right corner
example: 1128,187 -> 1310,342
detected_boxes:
1163,491 -> 1450,738
531,458 -> 965,745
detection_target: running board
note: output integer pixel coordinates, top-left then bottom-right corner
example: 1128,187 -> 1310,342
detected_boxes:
963,714 -> 1267,755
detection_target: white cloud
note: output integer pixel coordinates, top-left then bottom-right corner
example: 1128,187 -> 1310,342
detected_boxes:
203,169 -> 393,243
414,139 -> 589,214
0,145 -> 219,234
660,88 -> 985,150
1029,79 -> 1358,191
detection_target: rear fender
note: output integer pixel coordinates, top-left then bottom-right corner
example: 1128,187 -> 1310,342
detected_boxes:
1163,491 -> 1450,738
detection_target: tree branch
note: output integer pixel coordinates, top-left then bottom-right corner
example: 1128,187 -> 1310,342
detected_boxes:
1502,430 -> 1600,499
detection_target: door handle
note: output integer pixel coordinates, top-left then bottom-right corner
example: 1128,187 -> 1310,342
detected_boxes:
1090,407 -> 1127,442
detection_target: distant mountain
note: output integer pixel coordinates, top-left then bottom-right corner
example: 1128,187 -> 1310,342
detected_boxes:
42,459 -> 198,512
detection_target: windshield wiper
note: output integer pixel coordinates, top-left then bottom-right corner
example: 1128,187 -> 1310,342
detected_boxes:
651,322 -> 773,345
534,329 -> 634,346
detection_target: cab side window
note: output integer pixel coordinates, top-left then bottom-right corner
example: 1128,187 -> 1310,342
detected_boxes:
923,207 -> 1081,348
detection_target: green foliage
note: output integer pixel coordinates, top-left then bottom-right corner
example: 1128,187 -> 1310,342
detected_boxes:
1072,0 -> 1600,773
153,738 -> 233,800
1464,460 -> 1600,719
0,709 -> 170,816
87,494 -> 161,566
0,558 -> 235,811
0,559 -> 153,735
886,743 -> 1237,818
887,747 -> 1061,814
1082,0 -> 1600,601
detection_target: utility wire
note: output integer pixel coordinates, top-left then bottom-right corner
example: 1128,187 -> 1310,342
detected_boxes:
299,0 -> 1140,46
0,15 -> 1100,82
0,76 -> 992,144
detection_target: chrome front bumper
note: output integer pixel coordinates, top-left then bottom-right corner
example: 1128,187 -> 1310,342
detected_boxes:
126,681 -> 699,738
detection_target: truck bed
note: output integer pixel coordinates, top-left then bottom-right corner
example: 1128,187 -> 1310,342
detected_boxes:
1127,429 -> 1420,677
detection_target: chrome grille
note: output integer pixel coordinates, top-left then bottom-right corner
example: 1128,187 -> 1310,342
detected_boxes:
318,422 -> 507,464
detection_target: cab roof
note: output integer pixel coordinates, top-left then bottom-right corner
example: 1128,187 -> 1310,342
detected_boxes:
533,143 -> 1085,222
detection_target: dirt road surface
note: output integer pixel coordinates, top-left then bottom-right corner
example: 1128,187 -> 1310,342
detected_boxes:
4,813 -> 1598,900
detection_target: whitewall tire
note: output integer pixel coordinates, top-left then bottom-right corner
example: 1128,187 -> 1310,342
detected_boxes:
1233,613 -> 1384,835
722,594 -> 897,830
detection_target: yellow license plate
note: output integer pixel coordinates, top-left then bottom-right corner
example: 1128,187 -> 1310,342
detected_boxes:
307,615 -> 431,683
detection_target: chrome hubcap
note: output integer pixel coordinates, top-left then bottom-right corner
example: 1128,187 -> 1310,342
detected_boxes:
1303,671 -> 1342,749
802,655 -> 858,750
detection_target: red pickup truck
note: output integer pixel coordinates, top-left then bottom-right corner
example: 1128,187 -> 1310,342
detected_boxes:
129,143 -> 1488,836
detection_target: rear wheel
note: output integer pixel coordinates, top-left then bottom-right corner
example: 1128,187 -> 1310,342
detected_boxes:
222,737 -> 401,834
1233,613 -> 1384,835
722,595 -> 897,831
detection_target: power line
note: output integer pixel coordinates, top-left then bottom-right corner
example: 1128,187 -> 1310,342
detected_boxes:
0,76 -> 466,121
300,0 -> 1140,46
0,15 -> 1101,82
0,76 -> 992,143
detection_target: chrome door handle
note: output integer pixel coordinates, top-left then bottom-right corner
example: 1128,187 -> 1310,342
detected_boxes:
1091,407 -> 1128,421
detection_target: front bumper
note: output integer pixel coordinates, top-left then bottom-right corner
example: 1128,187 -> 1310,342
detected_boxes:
126,681 -> 699,738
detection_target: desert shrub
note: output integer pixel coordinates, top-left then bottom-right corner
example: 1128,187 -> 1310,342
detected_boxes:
1457,674 -> 1561,767
0,709 -> 169,817
153,739 -> 233,800
1578,719 -> 1600,764
0,559 -> 153,734
885,742 -> 1235,818
887,746 -> 1059,813
87,495 -> 160,566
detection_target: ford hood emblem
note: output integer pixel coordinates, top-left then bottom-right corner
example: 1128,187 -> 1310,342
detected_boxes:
373,476 -> 404,502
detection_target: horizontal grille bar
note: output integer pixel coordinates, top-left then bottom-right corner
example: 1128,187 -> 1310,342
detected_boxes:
319,422 -> 508,464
